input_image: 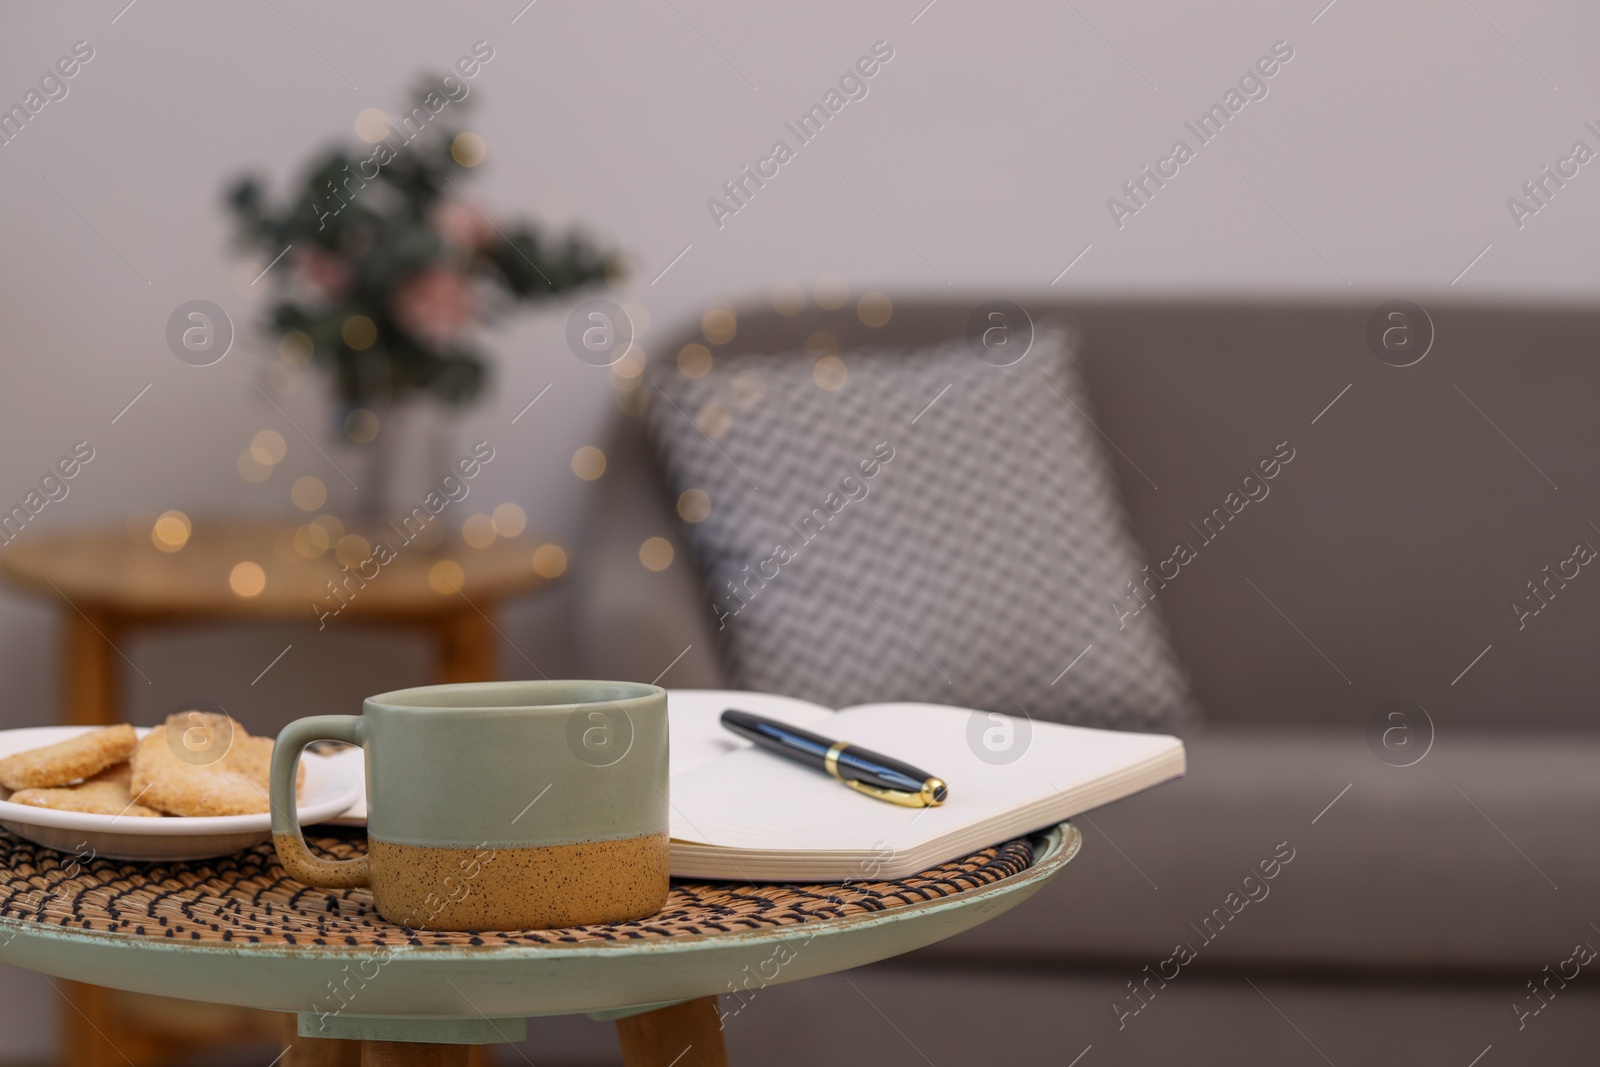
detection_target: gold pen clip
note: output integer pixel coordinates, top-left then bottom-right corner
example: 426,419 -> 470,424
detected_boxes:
826,742 -> 947,808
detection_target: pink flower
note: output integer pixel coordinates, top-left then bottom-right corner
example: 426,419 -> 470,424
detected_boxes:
296,246 -> 351,301
393,267 -> 478,348
433,199 -> 496,252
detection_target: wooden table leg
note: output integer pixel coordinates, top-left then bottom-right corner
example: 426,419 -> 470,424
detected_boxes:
62,607 -> 120,726
615,997 -> 729,1067
289,1034 -> 363,1065
59,611 -> 122,1067
362,1041 -> 468,1066
279,1012 -> 362,1065
435,608 -> 495,683
58,981 -> 136,1067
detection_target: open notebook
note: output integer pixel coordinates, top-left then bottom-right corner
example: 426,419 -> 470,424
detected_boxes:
666,690 -> 1185,881
323,690 -> 1185,882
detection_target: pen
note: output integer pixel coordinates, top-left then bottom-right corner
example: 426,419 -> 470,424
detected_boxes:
720,709 -> 948,808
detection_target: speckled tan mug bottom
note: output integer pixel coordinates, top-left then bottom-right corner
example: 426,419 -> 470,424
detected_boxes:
365,832 -> 671,931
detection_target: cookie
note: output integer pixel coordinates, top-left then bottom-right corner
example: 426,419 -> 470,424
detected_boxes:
0,725 -> 138,791
90,762 -> 132,787
221,734 -> 276,784
130,717 -> 300,817
10,768 -> 162,818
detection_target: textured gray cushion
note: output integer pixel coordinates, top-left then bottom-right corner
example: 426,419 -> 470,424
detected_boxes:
925,725 -> 1600,971
645,325 -> 1197,732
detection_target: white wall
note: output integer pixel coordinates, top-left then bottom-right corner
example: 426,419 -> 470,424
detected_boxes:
2,0 -> 1598,1056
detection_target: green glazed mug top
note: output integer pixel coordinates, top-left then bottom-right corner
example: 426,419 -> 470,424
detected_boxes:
270,680 -> 669,891
360,679 -> 667,849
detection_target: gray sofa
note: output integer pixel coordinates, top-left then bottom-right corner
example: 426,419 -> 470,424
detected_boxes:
548,299 -> 1600,1066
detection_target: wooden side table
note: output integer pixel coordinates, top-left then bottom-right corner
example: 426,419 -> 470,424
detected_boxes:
0,520 -> 560,727
0,519 -> 561,1066
0,824 -> 1080,1066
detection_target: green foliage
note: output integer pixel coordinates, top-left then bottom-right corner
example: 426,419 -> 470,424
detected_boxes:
226,84 -> 619,408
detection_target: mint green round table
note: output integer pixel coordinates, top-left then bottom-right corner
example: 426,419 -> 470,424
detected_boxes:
0,824 -> 1080,1065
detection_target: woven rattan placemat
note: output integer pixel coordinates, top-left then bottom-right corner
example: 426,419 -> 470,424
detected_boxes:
0,830 -> 1034,948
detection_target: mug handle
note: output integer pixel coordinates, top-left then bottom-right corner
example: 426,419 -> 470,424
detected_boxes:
270,715 -> 370,888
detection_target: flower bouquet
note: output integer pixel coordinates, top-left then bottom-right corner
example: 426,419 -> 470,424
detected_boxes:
226,81 -> 619,513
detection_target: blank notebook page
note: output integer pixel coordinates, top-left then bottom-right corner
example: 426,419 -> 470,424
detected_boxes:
668,701 -> 1182,853
667,689 -> 835,777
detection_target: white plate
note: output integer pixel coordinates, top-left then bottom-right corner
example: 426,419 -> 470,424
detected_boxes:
317,744 -> 369,825
0,726 -> 362,861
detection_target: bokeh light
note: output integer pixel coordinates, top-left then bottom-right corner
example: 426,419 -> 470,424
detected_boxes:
250,430 -> 287,465
429,559 -> 465,594
571,446 -> 607,481
335,534 -> 371,568
355,108 -> 391,143
814,355 -> 848,391
451,132 -> 487,167
462,513 -> 496,548
279,331 -> 314,365
345,408 -> 380,443
678,343 -> 713,379
291,476 -> 327,511
695,402 -> 732,439
152,510 -> 191,553
858,292 -> 893,327
640,537 -> 674,571
532,543 -> 567,578
701,305 -> 737,345
292,524 -> 326,558
313,513 -> 343,539
342,315 -> 377,351
229,561 -> 266,598
677,489 -> 711,523
492,503 -> 526,537
611,346 -> 646,381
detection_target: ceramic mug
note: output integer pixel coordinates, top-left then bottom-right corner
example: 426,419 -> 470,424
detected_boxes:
270,680 -> 670,931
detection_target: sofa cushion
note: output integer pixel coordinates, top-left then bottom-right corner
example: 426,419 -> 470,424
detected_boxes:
715,964 -> 1600,1067
642,325 -> 1198,732
923,725 -> 1600,971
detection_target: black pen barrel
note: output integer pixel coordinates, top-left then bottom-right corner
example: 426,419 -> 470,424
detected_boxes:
720,709 -> 834,770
